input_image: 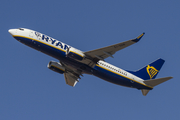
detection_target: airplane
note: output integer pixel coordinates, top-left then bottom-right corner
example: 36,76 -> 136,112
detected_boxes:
8,28 -> 173,96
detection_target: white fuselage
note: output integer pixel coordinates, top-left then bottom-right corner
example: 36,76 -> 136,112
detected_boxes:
9,28 -> 152,90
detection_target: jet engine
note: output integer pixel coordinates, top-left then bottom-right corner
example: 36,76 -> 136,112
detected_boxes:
47,61 -> 65,74
66,47 -> 85,61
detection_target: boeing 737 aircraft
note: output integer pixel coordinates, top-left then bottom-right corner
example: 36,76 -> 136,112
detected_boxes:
9,28 -> 172,96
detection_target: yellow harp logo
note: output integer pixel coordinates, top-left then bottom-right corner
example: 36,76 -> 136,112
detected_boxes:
146,65 -> 159,79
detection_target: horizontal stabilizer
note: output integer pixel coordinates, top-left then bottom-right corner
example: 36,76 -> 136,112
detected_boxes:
141,89 -> 150,96
143,76 -> 173,87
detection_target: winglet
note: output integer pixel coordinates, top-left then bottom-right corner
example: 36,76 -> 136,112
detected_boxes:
132,32 -> 145,42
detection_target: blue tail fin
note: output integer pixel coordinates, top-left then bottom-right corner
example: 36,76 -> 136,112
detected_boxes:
128,58 -> 165,80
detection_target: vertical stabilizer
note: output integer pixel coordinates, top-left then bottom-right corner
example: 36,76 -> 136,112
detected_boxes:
128,58 -> 165,80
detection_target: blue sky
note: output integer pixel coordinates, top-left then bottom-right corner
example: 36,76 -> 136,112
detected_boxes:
1,0 -> 180,119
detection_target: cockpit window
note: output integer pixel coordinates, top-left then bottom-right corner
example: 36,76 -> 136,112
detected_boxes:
19,28 -> 24,31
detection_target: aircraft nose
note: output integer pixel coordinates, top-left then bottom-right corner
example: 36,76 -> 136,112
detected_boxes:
8,29 -> 16,36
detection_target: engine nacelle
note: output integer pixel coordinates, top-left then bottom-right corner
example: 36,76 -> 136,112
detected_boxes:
47,61 -> 65,74
67,47 -> 85,61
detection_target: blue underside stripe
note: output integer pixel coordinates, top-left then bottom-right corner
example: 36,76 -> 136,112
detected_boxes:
93,65 -> 153,89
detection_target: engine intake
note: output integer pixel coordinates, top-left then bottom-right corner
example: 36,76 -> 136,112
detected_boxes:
47,61 -> 65,74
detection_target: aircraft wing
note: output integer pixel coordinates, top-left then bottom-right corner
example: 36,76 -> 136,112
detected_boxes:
84,33 -> 145,60
60,62 -> 82,87
64,72 -> 79,87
